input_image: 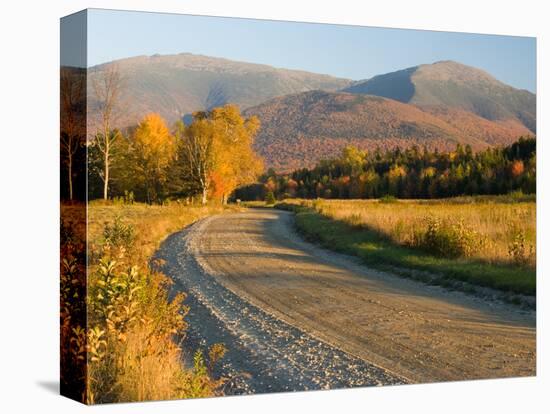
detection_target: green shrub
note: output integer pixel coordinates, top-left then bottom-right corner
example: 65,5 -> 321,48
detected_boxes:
379,195 -> 398,204
265,191 -> 276,205
508,189 -> 524,199
508,230 -> 535,266
412,217 -> 484,258
103,216 -> 136,250
113,191 -> 135,206
87,251 -> 226,403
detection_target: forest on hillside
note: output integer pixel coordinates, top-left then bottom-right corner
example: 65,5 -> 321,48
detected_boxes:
236,137 -> 536,201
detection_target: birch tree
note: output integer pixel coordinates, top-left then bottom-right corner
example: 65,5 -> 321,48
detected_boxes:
91,65 -> 123,200
175,105 -> 263,204
175,112 -> 215,205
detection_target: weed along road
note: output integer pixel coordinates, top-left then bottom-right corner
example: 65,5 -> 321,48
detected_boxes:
157,208 -> 536,393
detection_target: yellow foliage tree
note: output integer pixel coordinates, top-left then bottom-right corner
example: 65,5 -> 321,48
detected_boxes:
178,104 -> 263,204
210,105 -> 263,204
132,113 -> 176,204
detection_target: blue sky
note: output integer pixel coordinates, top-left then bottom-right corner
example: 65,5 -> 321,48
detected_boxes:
85,8 -> 536,92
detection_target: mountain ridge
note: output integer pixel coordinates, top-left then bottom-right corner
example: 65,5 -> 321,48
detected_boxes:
245,90 -> 532,171
87,53 -> 352,129
343,60 -> 536,132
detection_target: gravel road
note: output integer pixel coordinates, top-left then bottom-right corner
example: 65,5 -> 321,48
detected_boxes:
156,208 -> 535,394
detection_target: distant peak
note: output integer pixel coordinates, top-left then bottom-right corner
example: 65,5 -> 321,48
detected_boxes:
431,59 -> 461,65
415,60 -> 498,83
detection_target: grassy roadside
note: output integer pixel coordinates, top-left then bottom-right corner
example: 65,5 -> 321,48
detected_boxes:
276,201 -> 535,298
87,202 -> 239,261
62,202 -> 240,403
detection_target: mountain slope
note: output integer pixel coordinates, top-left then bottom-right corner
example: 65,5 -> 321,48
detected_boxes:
87,53 -> 352,129
344,61 -> 536,132
85,56 -> 535,173
245,90 -> 532,171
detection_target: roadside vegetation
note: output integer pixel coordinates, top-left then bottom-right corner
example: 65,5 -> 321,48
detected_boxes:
277,196 -> 535,297
61,202 -> 238,403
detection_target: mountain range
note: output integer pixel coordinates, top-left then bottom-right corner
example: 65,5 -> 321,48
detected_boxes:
87,53 -> 350,130
86,54 -> 535,172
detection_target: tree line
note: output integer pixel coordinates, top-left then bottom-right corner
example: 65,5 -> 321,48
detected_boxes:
236,137 -> 536,201
60,66 -> 263,204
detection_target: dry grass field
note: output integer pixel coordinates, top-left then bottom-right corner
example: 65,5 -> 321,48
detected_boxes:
278,195 -> 536,296
87,202 -> 237,260
307,196 -> 536,268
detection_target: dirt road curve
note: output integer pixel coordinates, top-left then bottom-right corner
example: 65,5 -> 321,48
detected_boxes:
157,208 -> 535,393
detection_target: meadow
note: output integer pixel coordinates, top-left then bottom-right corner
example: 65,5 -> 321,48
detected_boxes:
278,195 -> 536,297
86,201 -> 237,262
309,196 -> 536,266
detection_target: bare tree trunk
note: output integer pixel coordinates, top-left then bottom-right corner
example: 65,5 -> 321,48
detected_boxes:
146,188 -> 150,205
103,153 -> 109,200
92,64 -> 122,201
61,69 -> 85,201
201,187 -> 208,205
103,136 -> 109,200
68,156 -> 73,200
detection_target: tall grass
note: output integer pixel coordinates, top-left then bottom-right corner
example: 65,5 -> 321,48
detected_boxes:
306,197 -> 536,268
278,196 -> 536,296
87,201 -> 235,264
61,202 -> 236,403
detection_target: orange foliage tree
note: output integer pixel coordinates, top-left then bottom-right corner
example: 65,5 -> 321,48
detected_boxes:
177,104 -> 263,204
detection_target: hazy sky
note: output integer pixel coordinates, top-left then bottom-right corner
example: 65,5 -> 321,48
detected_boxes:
84,8 -> 536,92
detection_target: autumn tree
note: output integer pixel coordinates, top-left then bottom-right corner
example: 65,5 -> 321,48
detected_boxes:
176,105 -> 263,204
209,105 -> 263,203
341,146 -> 366,177
91,64 -> 123,200
510,160 -> 525,178
131,114 -> 176,204
387,165 -> 407,196
174,113 -> 215,205
341,146 -> 366,198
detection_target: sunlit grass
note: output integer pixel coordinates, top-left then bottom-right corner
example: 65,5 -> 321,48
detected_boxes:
304,197 -> 535,267
278,196 -> 536,296
87,201 -> 239,261
61,201 -> 238,403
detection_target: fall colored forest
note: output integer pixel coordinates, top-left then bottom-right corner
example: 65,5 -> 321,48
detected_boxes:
61,66 -> 263,206
87,105 -> 262,205
236,137 -> 536,202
